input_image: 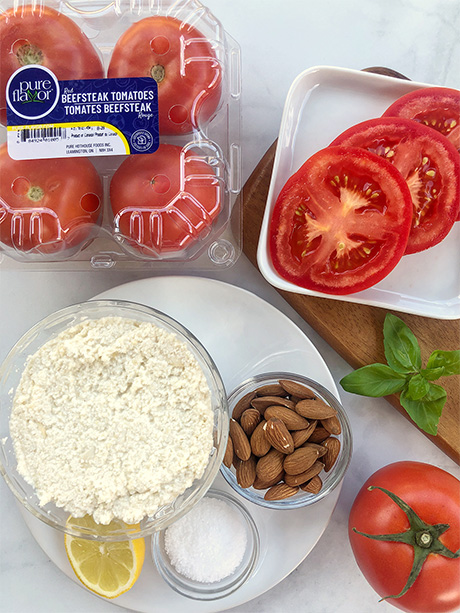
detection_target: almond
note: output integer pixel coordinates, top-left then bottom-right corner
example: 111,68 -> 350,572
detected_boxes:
264,418 -> 294,454
264,482 -> 299,501
264,405 -> 309,430
251,396 -> 296,412
292,420 -> 318,447
223,436 -> 234,468
240,408 -> 261,436
252,471 -> 284,489
279,379 -> 317,399
300,475 -> 323,494
236,455 -> 257,488
284,446 -> 319,475
323,437 -> 341,472
301,442 -> 327,457
295,398 -> 337,420
254,383 -> 286,397
256,448 -> 285,482
229,418 -> 251,461
284,461 -> 325,486
308,426 -> 331,443
250,419 -> 272,457
322,415 -> 342,435
232,391 -> 256,420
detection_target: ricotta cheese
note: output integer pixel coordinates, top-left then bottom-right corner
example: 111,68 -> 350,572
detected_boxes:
9,316 -> 214,524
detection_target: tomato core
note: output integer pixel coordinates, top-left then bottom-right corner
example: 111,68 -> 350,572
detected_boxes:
150,64 -> 165,83
15,42 -> 44,66
28,185 -> 44,202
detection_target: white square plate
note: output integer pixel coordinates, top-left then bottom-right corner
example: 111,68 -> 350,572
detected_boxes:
257,66 -> 460,320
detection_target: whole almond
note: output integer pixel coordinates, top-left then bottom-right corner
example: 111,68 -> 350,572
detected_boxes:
279,379 -> 317,399
264,405 -> 309,430
250,419 -> 272,457
232,391 -> 256,420
292,420 -> 318,447
253,471 -> 284,489
308,426 -> 331,443
322,415 -> 342,435
236,455 -> 257,488
256,448 -> 285,482
323,437 -> 341,472
295,398 -> 337,420
251,396 -> 296,412
229,419 -> 251,461
223,436 -> 234,468
284,461 -> 325,486
302,442 -> 327,457
264,418 -> 294,454
240,408 -> 261,436
254,383 -> 286,397
300,475 -> 323,494
264,483 -> 299,501
284,446 -> 319,475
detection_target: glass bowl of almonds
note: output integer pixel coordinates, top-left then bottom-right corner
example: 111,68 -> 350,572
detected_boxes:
220,372 -> 352,509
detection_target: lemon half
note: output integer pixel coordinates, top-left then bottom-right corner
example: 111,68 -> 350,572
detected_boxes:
64,515 -> 145,599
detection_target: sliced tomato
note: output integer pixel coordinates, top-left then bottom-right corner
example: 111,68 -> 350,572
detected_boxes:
330,118 -> 460,254
110,144 -> 221,255
382,87 -> 460,153
269,146 -> 413,295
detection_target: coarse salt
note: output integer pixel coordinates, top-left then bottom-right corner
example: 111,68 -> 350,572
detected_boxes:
164,496 -> 248,583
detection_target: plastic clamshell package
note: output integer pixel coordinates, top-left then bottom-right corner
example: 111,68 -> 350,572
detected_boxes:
257,66 -> 460,320
0,0 -> 242,270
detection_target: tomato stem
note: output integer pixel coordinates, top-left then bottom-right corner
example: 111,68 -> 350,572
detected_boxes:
16,43 -> 44,66
150,65 -> 165,83
353,486 -> 460,601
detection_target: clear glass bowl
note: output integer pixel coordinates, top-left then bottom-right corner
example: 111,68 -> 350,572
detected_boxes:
220,372 -> 352,509
0,299 -> 228,541
152,489 -> 259,600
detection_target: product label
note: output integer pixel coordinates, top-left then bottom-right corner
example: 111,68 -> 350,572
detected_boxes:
6,65 -> 159,160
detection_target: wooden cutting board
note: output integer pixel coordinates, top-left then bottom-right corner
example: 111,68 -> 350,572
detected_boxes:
242,141 -> 460,465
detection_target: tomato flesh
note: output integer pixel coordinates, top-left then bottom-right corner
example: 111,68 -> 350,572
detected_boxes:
107,16 -> 222,135
349,461 -> 460,613
0,5 -> 104,124
0,144 -> 102,254
330,117 -> 460,253
269,146 -> 413,295
110,144 -> 221,255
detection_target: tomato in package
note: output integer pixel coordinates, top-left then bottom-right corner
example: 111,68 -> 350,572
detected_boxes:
108,15 -> 222,135
110,144 -> 221,255
269,146 -> 413,295
0,144 -> 102,254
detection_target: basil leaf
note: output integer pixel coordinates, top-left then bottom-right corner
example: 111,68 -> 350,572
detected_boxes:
420,366 -> 445,381
406,373 -> 430,400
426,350 -> 460,376
340,364 -> 407,397
383,313 -> 422,373
400,383 -> 446,435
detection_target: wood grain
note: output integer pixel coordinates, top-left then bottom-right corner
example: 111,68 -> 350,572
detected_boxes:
242,141 -> 460,464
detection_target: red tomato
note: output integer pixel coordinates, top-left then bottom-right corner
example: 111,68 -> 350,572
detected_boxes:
349,461 -> 460,613
0,5 -> 104,124
0,144 -> 102,254
269,146 -> 413,295
110,144 -> 221,255
330,118 -> 460,253
382,87 -> 460,154
107,15 -> 222,135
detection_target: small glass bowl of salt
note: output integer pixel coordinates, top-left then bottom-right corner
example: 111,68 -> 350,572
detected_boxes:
151,489 -> 260,600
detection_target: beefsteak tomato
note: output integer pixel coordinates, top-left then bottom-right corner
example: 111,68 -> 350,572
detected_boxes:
349,461 -> 460,613
331,117 -> 460,253
0,144 -> 102,254
110,144 -> 221,255
0,5 -> 104,124
269,146 -> 413,295
107,15 -> 222,135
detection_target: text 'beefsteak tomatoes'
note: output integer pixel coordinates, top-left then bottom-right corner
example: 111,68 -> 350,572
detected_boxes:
269,146 -> 413,295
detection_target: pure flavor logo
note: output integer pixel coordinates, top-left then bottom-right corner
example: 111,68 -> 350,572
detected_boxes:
6,65 -> 60,121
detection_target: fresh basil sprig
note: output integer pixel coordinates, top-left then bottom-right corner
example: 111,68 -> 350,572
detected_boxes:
340,313 -> 459,435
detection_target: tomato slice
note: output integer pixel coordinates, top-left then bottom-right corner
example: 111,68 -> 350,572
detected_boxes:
382,87 -> 460,153
107,16 -> 222,135
269,146 -> 413,295
110,144 -> 221,255
330,118 -> 460,254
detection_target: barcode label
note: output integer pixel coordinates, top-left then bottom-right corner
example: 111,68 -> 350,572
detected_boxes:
19,127 -> 66,142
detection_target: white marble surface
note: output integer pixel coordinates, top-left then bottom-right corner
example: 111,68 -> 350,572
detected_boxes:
1,1 -> 460,612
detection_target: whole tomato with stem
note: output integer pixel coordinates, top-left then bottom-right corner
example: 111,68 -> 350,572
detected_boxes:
107,15 -> 222,135
0,5 -> 104,124
349,461 -> 460,613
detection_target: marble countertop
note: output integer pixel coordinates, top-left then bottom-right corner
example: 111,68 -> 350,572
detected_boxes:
1,1 -> 459,612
